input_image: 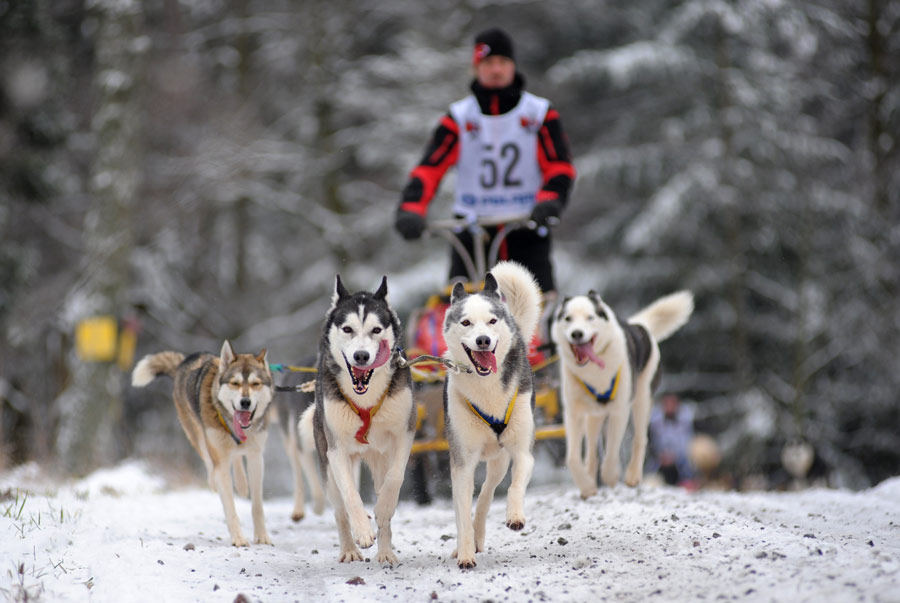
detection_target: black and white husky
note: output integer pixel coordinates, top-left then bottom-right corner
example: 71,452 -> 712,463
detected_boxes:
310,275 -> 415,566
551,290 -> 694,498
442,261 -> 542,570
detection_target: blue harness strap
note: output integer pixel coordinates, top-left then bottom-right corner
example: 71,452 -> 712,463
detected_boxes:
577,369 -> 620,404
464,388 -> 519,437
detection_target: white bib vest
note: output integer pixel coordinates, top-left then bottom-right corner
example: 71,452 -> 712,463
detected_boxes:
449,91 -> 550,219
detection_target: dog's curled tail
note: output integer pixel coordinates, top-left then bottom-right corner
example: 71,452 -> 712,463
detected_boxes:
629,290 -> 694,343
131,351 -> 185,387
489,261 -> 543,342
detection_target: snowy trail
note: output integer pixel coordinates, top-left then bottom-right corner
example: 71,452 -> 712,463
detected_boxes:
2,462 -> 898,602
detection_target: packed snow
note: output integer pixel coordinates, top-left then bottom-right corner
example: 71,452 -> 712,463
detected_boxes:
2,460 -> 898,602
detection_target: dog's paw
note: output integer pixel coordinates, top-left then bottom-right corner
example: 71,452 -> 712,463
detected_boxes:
339,548 -> 363,563
352,514 -> 375,548
231,534 -> 249,547
579,485 -> 598,499
624,466 -> 642,487
457,556 -> 477,570
254,532 -> 272,545
312,497 -> 326,515
601,466 -> 620,488
376,550 -> 398,567
475,537 -> 484,554
356,532 -> 375,549
291,510 -> 305,522
506,518 -> 526,531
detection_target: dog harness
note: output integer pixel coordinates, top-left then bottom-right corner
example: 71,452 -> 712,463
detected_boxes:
216,408 -> 244,445
341,386 -> 390,445
576,369 -> 620,404
464,387 -> 519,437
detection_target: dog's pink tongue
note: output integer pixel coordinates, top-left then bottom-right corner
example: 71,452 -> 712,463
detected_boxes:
472,351 -> 497,373
232,411 -> 251,442
352,341 -> 391,381
370,339 -> 391,370
574,342 -> 605,368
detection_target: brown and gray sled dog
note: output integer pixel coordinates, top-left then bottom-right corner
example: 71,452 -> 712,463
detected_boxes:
132,341 -> 274,546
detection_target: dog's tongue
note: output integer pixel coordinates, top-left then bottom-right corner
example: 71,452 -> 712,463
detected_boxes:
472,351 -> 497,373
232,411 -> 251,442
573,342 -> 605,368
371,339 -> 391,369
353,340 -> 391,380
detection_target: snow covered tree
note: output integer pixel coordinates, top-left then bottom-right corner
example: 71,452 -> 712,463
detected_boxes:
55,0 -> 146,473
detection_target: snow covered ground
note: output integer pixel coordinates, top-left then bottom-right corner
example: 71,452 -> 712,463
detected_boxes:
2,460 -> 898,603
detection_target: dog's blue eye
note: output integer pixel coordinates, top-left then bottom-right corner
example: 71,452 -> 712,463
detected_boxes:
372,327 -> 382,334
489,318 -> 497,325
461,319 -> 471,327
342,326 -> 353,334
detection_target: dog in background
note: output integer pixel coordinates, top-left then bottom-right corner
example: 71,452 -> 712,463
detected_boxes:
132,341 -> 274,546
551,291 -> 693,498
273,382 -> 326,522
312,275 -> 415,566
442,261 -> 542,570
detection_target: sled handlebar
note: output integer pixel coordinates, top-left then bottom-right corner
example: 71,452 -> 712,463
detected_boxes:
424,213 -> 559,283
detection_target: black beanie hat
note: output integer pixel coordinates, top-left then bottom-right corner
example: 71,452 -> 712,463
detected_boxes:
473,27 -> 515,65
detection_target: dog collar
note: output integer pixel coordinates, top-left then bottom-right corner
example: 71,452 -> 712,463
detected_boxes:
216,407 -> 244,445
340,386 -> 390,444
464,388 -> 519,437
576,369 -> 620,404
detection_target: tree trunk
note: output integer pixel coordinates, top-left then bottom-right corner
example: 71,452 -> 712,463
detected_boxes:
55,0 -> 145,475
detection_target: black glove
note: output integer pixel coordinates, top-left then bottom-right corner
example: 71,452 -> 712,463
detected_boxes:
395,210 -> 427,240
530,200 -> 561,227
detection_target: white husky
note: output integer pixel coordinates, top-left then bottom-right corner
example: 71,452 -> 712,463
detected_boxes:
551,290 -> 694,498
442,261 -> 542,570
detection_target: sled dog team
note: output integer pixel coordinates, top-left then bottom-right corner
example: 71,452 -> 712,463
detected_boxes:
132,261 -> 693,569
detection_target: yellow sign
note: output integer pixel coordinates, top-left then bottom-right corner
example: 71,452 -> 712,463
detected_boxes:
75,316 -> 118,363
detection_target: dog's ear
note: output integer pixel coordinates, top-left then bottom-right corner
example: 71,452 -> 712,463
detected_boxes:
333,275 -> 350,306
219,340 -> 236,368
482,273 -> 500,299
450,281 -> 468,304
256,349 -> 268,366
373,276 -> 388,301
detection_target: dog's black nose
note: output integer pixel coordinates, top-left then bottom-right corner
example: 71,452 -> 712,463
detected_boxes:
240,398 -> 252,410
475,335 -> 492,349
353,350 -> 370,365
571,330 -> 584,342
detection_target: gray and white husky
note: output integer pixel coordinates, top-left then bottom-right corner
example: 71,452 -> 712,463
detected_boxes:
310,275 -> 415,566
442,261 -> 542,570
551,290 -> 694,498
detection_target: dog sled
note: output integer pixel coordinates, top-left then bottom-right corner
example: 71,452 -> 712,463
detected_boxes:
403,213 -> 565,456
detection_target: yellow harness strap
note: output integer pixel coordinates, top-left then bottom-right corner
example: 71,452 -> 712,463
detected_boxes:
464,387 -> 519,437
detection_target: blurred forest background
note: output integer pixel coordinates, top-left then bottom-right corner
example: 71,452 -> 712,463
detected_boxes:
1,0 -> 898,491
